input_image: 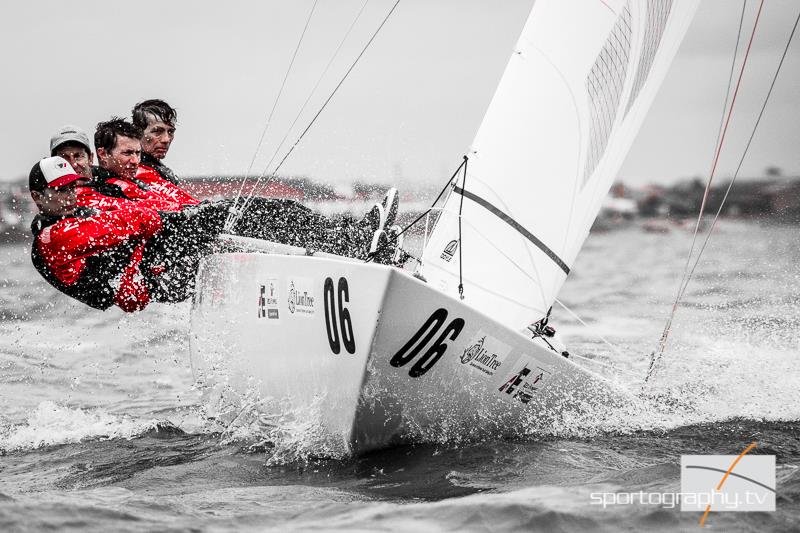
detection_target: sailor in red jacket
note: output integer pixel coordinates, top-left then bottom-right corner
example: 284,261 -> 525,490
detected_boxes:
131,99 -> 406,262
89,117 -> 402,265
132,99 -> 189,192
39,117 -> 389,306
29,157 -> 163,312
85,117 -> 194,213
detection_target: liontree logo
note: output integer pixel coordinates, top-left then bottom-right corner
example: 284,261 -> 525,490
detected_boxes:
288,282 -> 297,314
287,279 -> 315,316
440,239 -> 458,262
460,336 -> 484,364
460,333 -> 508,376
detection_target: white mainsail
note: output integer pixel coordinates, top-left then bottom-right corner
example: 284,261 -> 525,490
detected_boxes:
420,0 -> 698,330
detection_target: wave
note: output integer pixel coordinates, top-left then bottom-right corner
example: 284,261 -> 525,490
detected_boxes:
0,401 -> 161,452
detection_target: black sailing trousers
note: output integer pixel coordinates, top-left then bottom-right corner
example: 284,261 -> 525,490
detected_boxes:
141,197 -> 371,303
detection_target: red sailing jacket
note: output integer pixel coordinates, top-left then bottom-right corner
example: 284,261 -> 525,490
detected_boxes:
31,205 -> 163,312
77,185 -> 184,212
80,165 -> 197,213
136,152 -> 199,208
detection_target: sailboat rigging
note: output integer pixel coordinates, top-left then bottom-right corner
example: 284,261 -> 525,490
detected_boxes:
647,0 -> 800,382
190,0 -> 705,454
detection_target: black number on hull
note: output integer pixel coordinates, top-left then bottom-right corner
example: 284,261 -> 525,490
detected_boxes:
324,277 -> 356,355
391,308 -> 465,377
338,277 -> 355,354
323,278 -> 340,353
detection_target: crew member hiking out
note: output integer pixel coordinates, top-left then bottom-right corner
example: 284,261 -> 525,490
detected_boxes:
129,99 -> 406,264
49,125 -> 94,180
131,99 -> 183,186
83,117 -> 403,299
29,157 -> 163,312
31,126 -> 404,311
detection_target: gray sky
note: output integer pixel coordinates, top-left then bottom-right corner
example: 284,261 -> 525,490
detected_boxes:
1,0 -> 798,186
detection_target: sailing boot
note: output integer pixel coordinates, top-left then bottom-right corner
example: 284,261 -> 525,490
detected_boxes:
368,229 -> 392,264
381,187 -> 399,230
360,202 -> 384,232
387,224 -> 409,266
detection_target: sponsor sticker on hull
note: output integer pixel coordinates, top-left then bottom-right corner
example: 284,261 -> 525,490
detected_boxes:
498,357 -> 552,404
287,277 -> 315,317
258,278 -> 280,320
459,331 -> 510,377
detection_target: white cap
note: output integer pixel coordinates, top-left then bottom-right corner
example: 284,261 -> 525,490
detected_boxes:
29,156 -> 83,192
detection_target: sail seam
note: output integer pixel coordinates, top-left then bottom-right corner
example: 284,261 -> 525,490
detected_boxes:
453,186 -> 570,275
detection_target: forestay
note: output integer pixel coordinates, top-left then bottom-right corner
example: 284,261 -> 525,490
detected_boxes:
420,0 -> 698,330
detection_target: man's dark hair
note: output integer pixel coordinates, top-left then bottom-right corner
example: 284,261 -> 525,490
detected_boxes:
132,99 -> 177,129
94,117 -> 143,152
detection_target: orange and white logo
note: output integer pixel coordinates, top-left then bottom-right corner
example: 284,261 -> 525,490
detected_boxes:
681,443 -> 776,526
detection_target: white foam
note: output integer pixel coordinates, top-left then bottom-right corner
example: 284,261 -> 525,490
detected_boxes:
0,401 -> 159,451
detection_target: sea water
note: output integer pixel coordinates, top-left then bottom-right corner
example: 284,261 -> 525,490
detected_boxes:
1,220 -> 798,532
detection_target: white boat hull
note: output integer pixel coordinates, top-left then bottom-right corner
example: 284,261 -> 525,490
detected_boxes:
190,247 -> 626,455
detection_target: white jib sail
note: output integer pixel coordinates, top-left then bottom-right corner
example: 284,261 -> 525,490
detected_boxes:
420,0 -> 698,330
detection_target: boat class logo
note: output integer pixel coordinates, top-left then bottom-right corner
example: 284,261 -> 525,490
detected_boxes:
498,360 -> 551,403
681,445 -> 776,524
440,239 -> 458,262
287,278 -> 315,316
258,279 -> 279,319
459,332 -> 509,377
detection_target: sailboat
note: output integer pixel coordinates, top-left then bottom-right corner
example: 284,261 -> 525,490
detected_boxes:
189,0 -> 699,455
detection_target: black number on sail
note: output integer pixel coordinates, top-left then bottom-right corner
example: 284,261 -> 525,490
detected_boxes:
391,308 -> 465,377
324,277 -> 356,355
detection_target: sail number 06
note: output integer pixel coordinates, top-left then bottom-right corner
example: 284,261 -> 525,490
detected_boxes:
391,308 -> 465,378
323,277 -> 356,354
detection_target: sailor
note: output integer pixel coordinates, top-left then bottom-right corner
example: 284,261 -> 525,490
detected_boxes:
131,99 -> 183,185
89,117 -> 195,211
32,118 -> 406,311
29,156 -> 163,312
49,125 -> 94,180
130,98 -> 405,261
86,116 -> 402,264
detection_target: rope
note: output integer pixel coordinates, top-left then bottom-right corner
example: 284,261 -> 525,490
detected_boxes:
364,157 -> 466,264
527,306 -> 639,379
646,0 -> 765,383
232,0 -> 402,227
552,297 -> 631,366
457,156 -> 468,299
679,0 -> 762,300
226,0 -> 320,231
674,6 -> 800,322
258,0 -> 372,182
568,352 -> 641,379
361,155 -> 638,380
711,1 -> 748,165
